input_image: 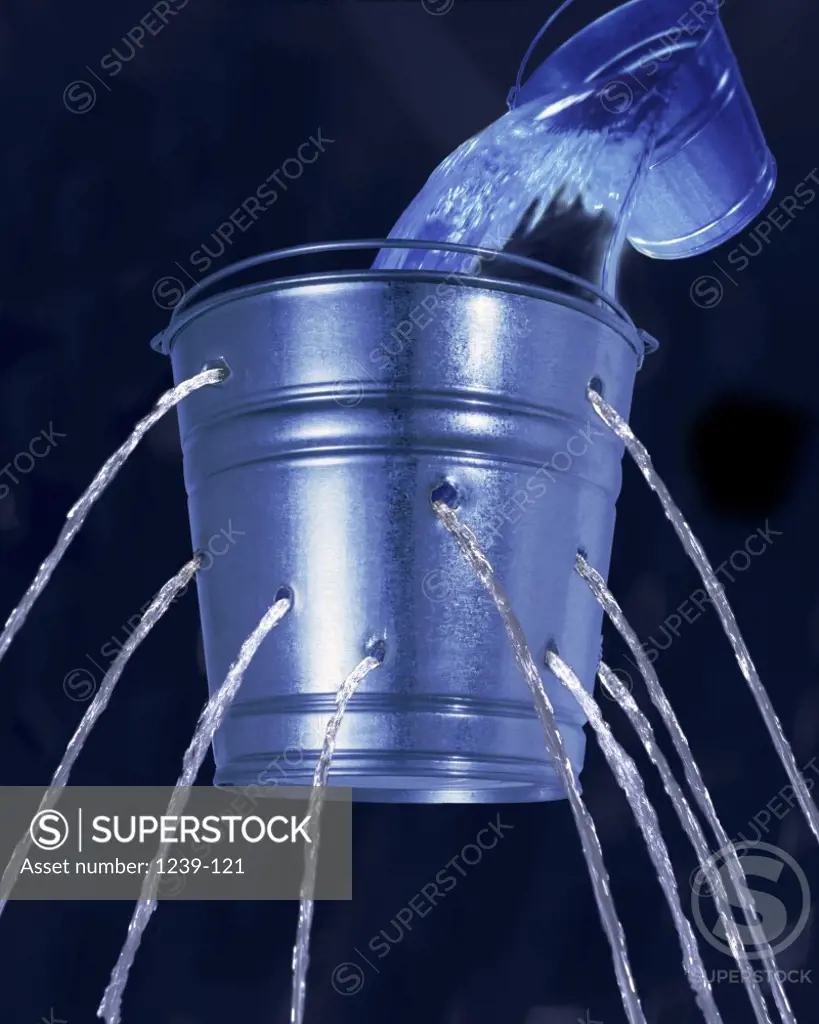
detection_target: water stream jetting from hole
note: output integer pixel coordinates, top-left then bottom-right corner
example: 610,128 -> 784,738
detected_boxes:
577,553 -> 795,1024
594,661 -> 785,1024
98,589 -> 292,1024
0,366 -> 226,670
431,498 -> 647,1024
0,557 -> 201,919
544,648 -> 722,1023
587,385 -> 819,849
290,643 -> 385,1024
434,492 -> 806,1023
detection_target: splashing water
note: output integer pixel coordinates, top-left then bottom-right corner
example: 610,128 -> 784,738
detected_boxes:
595,662 -> 780,1024
545,649 -> 722,1023
290,646 -> 385,1024
98,590 -> 293,1024
577,554 -> 795,1024
375,84 -> 662,291
0,366 -> 226,671
0,557 -> 200,919
432,499 -> 647,1024
587,386 -> 819,849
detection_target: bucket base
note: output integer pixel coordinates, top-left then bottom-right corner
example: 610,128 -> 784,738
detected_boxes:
216,773 -> 569,804
214,750 -> 576,803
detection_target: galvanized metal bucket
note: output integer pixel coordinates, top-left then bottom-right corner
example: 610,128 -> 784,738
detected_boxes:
152,241 -> 654,803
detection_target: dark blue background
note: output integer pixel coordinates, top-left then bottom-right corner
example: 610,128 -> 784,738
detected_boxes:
0,1 -> 816,1021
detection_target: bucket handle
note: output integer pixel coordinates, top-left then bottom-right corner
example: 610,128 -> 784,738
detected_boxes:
164,238 -> 631,327
507,0 -> 582,111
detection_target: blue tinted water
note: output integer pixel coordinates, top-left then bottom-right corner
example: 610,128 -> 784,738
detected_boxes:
375,85 -> 661,288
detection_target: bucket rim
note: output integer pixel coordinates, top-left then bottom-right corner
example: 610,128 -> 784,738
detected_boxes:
151,238 -> 657,364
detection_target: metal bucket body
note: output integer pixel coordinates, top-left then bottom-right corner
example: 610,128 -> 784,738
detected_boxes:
156,254 -> 643,802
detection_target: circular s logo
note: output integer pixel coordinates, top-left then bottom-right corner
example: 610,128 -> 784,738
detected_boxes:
601,667 -> 633,702
422,568 -> 455,602
63,667 -> 97,702
422,0 -> 455,13
332,378 -> 364,408
332,961 -> 365,995
157,870 -> 187,899
63,80 -> 96,114
692,841 -> 811,958
690,275 -> 724,309
30,810 -> 70,850
599,81 -> 633,114
152,276 -> 186,310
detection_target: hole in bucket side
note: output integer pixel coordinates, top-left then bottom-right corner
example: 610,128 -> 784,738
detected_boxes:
430,481 -> 459,509
365,636 -> 387,664
201,357 -> 232,383
545,639 -> 561,660
588,375 -> 604,398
